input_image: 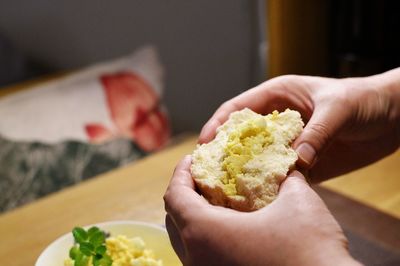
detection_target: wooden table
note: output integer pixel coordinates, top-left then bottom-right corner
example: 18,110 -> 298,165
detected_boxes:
322,151 -> 400,219
0,135 -> 197,266
0,135 -> 399,265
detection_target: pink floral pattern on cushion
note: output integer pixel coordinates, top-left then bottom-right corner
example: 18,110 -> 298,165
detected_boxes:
85,124 -> 114,142
85,72 -> 170,152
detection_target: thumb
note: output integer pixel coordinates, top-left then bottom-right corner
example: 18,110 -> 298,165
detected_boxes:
278,170 -> 310,195
293,104 -> 349,169
277,171 -> 325,206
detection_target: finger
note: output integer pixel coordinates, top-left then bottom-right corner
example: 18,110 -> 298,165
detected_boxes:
168,155 -> 196,189
198,99 -> 244,144
199,88 -> 281,144
165,214 -> 186,263
258,170 -> 312,214
293,103 -> 351,170
278,170 -> 310,196
164,156 -> 208,226
276,170 -> 332,214
199,77 -> 314,144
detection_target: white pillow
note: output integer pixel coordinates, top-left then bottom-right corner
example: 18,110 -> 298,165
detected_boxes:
0,46 -> 170,151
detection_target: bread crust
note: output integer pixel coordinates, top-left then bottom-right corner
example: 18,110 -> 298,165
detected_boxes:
194,179 -> 250,211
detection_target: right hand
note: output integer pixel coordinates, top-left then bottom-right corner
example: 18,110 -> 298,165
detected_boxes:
199,69 -> 400,182
164,156 -> 360,266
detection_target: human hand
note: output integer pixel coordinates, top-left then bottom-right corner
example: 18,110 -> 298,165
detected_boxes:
199,69 -> 400,182
164,156 -> 360,266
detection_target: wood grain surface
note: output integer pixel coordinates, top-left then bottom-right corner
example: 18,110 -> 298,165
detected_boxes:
0,137 -> 399,265
322,150 -> 400,219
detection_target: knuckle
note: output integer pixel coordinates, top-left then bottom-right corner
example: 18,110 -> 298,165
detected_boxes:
307,122 -> 332,144
274,74 -> 301,83
163,189 -> 173,207
163,189 -> 170,203
268,75 -> 309,95
274,75 -> 305,89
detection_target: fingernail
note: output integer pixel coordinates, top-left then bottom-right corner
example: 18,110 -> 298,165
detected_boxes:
295,143 -> 316,167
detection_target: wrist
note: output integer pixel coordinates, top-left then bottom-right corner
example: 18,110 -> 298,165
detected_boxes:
370,68 -> 400,119
370,68 -> 400,145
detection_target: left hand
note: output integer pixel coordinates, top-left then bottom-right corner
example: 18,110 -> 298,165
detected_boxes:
198,72 -> 400,182
163,156 -> 360,266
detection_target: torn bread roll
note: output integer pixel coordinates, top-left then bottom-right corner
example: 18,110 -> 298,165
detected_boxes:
191,108 -> 304,211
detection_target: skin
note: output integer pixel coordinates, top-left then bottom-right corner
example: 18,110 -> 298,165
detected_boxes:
164,156 -> 361,266
164,68 -> 400,265
200,68 -> 400,182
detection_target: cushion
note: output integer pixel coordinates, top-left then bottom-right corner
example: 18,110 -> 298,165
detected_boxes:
0,46 -> 171,212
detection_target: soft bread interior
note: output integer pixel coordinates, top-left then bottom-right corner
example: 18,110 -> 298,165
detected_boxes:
191,108 -> 304,211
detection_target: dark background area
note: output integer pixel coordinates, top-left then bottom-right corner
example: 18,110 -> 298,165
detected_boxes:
267,0 -> 400,78
330,0 -> 400,77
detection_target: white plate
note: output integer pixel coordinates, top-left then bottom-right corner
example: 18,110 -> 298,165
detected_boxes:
36,220 -> 181,266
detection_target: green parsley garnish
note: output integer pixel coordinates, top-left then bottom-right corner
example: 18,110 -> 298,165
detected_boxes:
69,226 -> 113,266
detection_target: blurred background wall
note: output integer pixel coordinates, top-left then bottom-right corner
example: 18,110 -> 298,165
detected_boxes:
0,0 -> 266,133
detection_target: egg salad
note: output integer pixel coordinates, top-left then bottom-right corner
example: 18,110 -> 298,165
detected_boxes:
106,235 -> 162,266
221,115 -> 274,196
64,226 -> 163,266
